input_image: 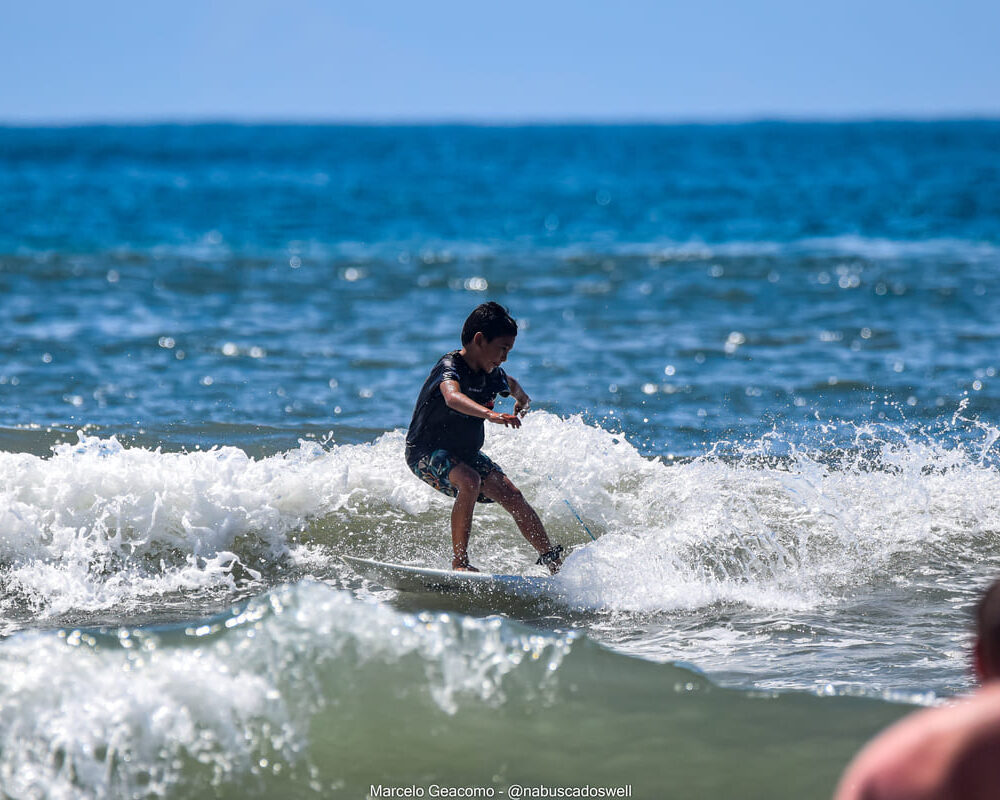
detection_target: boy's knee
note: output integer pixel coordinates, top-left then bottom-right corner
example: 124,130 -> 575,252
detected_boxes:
452,468 -> 481,494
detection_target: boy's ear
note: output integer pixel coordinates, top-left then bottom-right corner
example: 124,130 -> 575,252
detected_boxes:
472,331 -> 485,347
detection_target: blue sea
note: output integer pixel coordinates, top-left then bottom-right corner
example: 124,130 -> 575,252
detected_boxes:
1,121 -> 1000,797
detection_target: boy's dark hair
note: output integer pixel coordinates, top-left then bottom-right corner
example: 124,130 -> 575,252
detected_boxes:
461,302 -> 517,345
977,580 -> 1000,677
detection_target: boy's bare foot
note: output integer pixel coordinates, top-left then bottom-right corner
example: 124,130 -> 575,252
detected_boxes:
452,559 -> 480,572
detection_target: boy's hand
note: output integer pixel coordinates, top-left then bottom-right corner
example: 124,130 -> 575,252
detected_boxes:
488,411 -> 522,428
514,395 -> 531,417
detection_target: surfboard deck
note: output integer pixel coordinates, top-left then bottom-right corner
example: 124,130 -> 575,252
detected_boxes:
342,555 -> 554,599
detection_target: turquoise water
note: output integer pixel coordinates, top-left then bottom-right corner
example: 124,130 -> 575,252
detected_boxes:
2,122 -> 999,797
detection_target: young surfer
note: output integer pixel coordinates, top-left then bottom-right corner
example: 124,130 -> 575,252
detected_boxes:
405,302 -> 563,574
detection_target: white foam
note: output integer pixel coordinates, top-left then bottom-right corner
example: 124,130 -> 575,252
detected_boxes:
0,582 -> 574,798
3,411 -> 1000,618
495,412 -> 1000,613
0,430 -> 432,615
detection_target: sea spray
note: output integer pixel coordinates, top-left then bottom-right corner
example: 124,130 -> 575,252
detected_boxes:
2,412 -> 998,692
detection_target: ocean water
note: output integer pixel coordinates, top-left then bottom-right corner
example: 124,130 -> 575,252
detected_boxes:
1,121 -> 1000,797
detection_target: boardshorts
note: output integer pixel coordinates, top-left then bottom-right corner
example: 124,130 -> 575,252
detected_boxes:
408,449 -> 503,504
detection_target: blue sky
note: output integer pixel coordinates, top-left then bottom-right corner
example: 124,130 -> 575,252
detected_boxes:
2,0 -> 998,122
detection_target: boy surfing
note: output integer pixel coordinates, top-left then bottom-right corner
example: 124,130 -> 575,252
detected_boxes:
405,302 -> 563,574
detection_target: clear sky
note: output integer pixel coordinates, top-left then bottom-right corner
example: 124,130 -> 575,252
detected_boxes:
2,0 -> 998,122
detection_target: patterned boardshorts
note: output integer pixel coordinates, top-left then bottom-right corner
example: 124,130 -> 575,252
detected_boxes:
409,449 -> 504,504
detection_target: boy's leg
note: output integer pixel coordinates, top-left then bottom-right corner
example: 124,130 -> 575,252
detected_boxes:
480,471 -> 562,573
448,462 -> 482,571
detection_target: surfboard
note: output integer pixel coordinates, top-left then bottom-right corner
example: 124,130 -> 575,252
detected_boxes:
342,555 -> 554,600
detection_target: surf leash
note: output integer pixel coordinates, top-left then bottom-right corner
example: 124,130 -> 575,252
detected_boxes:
564,498 -> 597,541
545,474 -> 597,541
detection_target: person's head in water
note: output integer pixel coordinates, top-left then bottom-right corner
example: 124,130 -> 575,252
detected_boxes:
974,579 -> 1000,682
834,576 -> 1000,800
460,302 -> 518,373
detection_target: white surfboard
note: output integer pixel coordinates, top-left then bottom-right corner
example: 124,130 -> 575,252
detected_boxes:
342,555 -> 555,600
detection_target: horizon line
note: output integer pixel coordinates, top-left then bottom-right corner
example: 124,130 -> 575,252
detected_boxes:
2,112 -> 999,128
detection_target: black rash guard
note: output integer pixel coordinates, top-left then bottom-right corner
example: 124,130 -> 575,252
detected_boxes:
405,351 -> 510,466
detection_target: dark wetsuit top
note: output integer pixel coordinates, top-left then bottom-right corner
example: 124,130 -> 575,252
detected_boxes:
405,351 -> 510,466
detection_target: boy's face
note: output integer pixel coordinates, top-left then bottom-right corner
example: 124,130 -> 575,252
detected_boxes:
477,333 -> 515,371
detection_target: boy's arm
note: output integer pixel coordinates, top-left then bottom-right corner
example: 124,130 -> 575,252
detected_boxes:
506,376 -> 531,417
440,381 -> 521,428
